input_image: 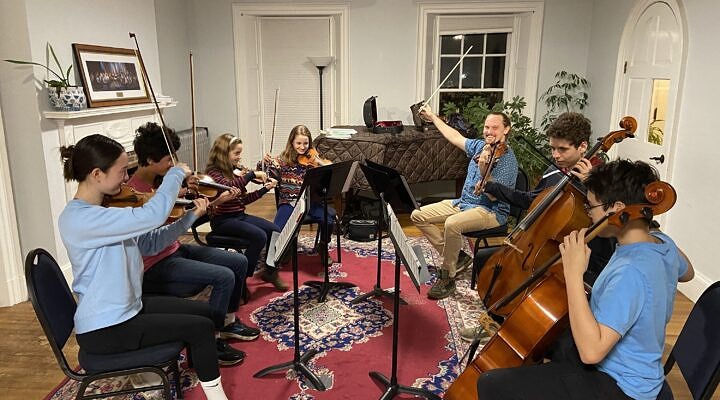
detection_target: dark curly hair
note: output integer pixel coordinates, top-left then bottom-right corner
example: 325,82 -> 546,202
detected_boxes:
545,112 -> 591,147
584,159 -> 659,211
133,122 -> 180,166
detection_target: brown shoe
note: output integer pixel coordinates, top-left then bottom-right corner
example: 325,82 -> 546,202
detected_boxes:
260,268 -> 289,291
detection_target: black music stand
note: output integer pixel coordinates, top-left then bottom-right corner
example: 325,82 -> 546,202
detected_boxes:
351,161 -> 419,305
254,190 -> 326,391
368,197 -> 438,400
302,160 -> 358,302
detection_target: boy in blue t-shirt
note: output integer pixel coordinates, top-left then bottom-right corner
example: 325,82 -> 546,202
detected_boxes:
475,159 -> 694,400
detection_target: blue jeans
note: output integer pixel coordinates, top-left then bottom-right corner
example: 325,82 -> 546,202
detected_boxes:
275,203 -> 336,242
142,244 -> 248,329
210,212 -> 280,276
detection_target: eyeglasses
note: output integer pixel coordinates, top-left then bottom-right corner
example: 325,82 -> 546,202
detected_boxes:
583,202 -> 608,213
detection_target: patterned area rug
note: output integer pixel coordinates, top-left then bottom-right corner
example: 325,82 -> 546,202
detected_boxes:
46,233 -> 489,399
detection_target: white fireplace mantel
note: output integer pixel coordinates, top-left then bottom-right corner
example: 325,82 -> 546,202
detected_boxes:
41,100 -> 177,278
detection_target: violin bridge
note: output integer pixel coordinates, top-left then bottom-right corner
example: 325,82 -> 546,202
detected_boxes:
503,239 -> 523,254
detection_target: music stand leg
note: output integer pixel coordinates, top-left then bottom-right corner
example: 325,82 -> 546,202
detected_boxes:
368,257 -> 441,400
352,201 -> 406,305
305,188 -> 356,303
254,239 -> 326,391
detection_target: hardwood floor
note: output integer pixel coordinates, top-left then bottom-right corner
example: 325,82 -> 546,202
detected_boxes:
0,196 -> 710,399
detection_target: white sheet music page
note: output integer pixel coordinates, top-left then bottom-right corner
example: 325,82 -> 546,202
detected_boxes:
268,189 -> 308,266
386,203 -> 429,291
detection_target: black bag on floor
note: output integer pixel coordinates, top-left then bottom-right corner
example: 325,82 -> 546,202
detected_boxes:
347,220 -> 378,242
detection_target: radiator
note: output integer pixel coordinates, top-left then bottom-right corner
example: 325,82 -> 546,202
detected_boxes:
175,127 -> 210,172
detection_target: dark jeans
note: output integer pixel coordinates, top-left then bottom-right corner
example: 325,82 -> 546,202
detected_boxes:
143,244 -> 248,329
210,212 -> 280,276
274,203 -> 336,242
476,330 -> 633,400
76,296 -> 219,382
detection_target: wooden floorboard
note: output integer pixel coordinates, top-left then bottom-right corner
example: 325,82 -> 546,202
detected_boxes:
0,196 -> 711,399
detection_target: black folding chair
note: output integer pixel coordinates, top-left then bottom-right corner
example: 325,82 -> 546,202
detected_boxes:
656,281 -> 720,400
25,248 -> 184,400
463,168 -> 529,289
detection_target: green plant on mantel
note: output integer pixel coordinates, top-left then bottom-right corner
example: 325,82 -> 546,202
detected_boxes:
4,42 -> 72,92
442,95 -> 549,185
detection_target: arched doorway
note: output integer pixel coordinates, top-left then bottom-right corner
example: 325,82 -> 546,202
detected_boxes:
611,0 -> 686,180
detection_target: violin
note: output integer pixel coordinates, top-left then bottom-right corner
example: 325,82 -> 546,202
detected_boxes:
297,148 -> 322,167
103,184 -> 194,221
475,116 -> 637,317
445,180 -> 677,400
473,141 -> 508,195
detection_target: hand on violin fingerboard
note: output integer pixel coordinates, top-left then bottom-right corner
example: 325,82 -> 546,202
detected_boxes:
211,187 -> 242,207
191,197 -> 210,217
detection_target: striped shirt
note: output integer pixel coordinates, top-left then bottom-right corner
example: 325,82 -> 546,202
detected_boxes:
206,167 -> 269,215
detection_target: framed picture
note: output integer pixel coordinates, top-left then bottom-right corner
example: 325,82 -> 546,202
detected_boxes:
72,43 -> 150,108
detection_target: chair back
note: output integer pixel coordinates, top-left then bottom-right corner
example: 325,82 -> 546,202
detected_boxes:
509,168 -> 529,220
190,213 -> 211,246
666,281 -> 720,400
25,248 -> 79,377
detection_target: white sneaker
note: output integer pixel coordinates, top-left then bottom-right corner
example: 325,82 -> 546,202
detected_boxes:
129,372 -> 163,388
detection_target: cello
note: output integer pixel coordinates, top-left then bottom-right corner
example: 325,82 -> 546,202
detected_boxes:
445,180 -> 677,400
475,116 -> 637,317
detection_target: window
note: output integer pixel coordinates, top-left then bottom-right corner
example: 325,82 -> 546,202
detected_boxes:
438,32 -> 510,113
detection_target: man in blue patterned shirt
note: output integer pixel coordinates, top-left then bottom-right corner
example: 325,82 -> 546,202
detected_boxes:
414,106 -> 518,299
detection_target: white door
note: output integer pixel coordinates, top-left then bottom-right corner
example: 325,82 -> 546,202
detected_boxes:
613,1 -> 684,180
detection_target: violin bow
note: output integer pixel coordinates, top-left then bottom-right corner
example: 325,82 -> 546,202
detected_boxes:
422,45 -> 473,108
130,32 -> 178,165
190,52 -> 198,172
263,88 -> 280,173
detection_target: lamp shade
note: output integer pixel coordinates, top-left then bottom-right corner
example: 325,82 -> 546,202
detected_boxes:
308,56 -> 335,68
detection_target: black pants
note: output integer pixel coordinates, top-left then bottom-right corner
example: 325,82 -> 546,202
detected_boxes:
76,296 -> 218,381
476,331 -> 632,400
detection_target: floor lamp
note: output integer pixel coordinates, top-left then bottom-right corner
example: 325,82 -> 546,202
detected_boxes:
308,56 -> 334,131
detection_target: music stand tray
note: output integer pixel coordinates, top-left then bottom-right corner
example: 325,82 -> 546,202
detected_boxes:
301,160 -> 358,302
254,189 -> 326,391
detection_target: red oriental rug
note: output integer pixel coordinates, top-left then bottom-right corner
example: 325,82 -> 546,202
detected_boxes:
45,234 -> 489,400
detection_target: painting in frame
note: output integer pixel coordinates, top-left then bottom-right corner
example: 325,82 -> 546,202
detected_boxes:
72,43 -> 150,108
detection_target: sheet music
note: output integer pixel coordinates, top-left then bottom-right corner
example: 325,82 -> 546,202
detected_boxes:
341,161 -> 359,193
267,189 -> 307,266
386,203 -> 430,291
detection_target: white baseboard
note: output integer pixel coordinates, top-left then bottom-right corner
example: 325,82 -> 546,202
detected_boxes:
678,270 -> 715,303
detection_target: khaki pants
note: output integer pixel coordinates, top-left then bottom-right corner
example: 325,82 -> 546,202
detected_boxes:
410,200 -> 499,277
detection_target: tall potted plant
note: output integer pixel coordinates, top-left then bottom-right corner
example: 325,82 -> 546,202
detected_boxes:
4,43 -> 86,111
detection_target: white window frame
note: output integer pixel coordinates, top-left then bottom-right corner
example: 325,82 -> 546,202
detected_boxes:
436,30 -> 512,109
416,1 -> 544,119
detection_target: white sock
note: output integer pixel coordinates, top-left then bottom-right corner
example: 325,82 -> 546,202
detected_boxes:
200,376 -> 229,400
224,313 -> 236,327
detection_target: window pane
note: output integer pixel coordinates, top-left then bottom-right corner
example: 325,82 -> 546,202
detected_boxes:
486,33 -> 507,54
461,57 -> 482,88
465,34 -> 485,54
648,79 -> 670,146
439,92 -> 505,121
441,35 -> 461,54
484,57 -> 505,88
440,57 -> 460,88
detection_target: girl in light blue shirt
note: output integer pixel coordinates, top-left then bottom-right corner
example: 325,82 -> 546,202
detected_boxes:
58,134 -> 233,400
